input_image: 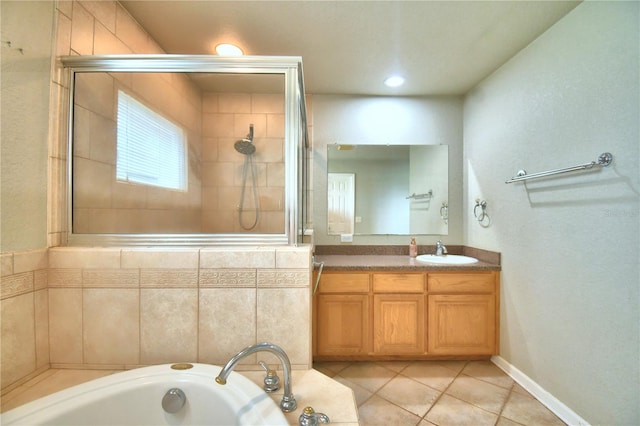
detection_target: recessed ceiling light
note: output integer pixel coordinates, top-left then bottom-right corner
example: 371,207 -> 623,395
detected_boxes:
384,76 -> 405,88
215,43 -> 244,56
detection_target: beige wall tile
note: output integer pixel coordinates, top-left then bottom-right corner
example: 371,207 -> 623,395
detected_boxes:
140,288 -> 198,364
70,2 -> 94,55
267,113 -> 285,138
13,249 -> 48,274
34,270 -> 48,291
73,158 -> 112,209
202,137 -> 219,162
202,93 -> 218,113
257,288 -> 310,367
49,248 -> 121,269
219,93 -> 251,113
49,288 -> 83,364
57,0 -> 73,17
276,247 -> 311,268
200,248 -> 275,269
257,269 -> 310,287
34,289 -> 50,369
1,253 -> 13,277
198,288 -> 256,365
1,273 -> 34,299
252,94 -> 285,114
266,163 -> 285,188
80,0 -> 116,33
199,269 -> 256,288
93,19 -> 120,54
83,288 -> 139,365
115,3 -> 148,54
234,114 -> 266,138
140,269 -> 198,288
256,138 -> 283,162
121,249 -> 199,269
48,269 -> 82,287
83,269 -> 139,288
74,73 -> 114,120
1,294 -> 36,388
202,113 -> 235,138
55,10 -> 72,57
217,137 -> 242,162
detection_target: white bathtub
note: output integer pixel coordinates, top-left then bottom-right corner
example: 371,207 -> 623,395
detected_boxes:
1,363 -> 288,426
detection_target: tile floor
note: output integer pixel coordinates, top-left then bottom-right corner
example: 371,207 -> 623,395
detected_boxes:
313,360 -> 567,426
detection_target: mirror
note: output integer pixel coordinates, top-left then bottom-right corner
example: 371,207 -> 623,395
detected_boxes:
327,144 -> 448,235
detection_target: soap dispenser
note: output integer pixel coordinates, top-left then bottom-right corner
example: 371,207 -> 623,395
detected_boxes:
409,238 -> 417,258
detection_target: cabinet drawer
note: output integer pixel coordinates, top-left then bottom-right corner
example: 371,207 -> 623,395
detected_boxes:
318,273 -> 370,293
428,273 -> 495,293
373,273 -> 424,293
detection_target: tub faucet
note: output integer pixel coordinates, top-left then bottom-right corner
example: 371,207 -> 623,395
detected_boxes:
435,240 -> 448,256
215,342 -> 297,412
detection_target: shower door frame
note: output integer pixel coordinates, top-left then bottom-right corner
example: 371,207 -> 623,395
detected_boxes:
61,54 -> 307,246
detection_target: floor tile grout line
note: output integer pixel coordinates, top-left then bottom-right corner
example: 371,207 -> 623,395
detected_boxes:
414,359 -> 470,425
493,382 -> 517,426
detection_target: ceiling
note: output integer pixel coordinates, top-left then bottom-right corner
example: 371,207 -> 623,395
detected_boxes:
120,1 -> 581,96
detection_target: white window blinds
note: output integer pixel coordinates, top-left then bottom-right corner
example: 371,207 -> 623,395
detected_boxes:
116,90 -> 187,191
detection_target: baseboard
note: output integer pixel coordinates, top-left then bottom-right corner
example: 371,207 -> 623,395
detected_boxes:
491,355 -> 590,426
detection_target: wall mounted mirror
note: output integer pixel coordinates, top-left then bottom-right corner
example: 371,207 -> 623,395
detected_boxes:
327,144 -> 448,235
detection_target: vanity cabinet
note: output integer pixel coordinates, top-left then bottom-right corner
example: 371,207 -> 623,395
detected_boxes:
427,273 -> 498,355
314,269 -> 499,360
372,273 -> 425,355
314,273 -> 370,356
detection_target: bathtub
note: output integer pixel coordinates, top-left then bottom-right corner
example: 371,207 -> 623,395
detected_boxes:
1,363 -> 288,425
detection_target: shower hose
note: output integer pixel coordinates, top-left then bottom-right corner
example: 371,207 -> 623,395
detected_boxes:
238,153 -> 259,230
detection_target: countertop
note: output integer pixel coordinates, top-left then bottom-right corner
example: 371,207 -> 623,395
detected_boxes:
313,245 -> 501,271
315,254 -> 500,271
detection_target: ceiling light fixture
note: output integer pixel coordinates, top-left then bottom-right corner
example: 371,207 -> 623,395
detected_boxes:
215,43 -> 243,56
384,76 -> 405,88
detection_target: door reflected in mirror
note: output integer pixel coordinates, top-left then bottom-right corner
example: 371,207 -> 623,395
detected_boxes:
327,144 -> 448,236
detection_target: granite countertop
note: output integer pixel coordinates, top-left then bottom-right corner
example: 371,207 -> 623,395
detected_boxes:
314,245 -> 501,271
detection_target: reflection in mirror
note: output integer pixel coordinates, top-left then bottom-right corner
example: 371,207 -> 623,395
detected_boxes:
72,72 -> 286,234
327,144 -> 448,235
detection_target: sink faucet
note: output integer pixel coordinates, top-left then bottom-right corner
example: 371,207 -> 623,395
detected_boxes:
215,342 -> 297,412
435,240 -> 448,256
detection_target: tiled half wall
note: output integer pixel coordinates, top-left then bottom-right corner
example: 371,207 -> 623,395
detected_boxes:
1,245 -> 312,393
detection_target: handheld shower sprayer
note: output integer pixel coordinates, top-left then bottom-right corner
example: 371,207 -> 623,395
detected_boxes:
234,124 -> 255,155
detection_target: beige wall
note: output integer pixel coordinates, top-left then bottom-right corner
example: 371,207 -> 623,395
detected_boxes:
0,1 -> 53,252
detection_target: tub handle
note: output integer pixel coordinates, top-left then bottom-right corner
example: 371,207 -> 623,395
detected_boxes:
162,388 -> 186,414
259,360 -> 281,392
299,406 -> 330,425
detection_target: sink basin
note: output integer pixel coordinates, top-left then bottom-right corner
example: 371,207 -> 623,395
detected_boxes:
415,254 -> 478,265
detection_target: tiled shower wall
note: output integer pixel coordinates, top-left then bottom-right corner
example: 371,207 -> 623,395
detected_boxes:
1,245 -> 312,394
201,92 -> 286,234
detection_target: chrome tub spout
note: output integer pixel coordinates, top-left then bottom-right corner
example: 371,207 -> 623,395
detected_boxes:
215,342 -> 297,412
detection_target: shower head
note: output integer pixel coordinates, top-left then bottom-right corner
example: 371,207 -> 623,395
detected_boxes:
234,124 -> 255,155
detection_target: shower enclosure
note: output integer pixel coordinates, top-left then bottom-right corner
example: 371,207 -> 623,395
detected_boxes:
61,55 -> 309,246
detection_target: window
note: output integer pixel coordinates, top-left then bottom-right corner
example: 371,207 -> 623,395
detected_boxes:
116,90 -> 187,191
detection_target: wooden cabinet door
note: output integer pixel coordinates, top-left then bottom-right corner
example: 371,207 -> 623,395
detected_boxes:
316,294 -> 370,356
373,294 -> 424,354
427,294 -> 496,355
